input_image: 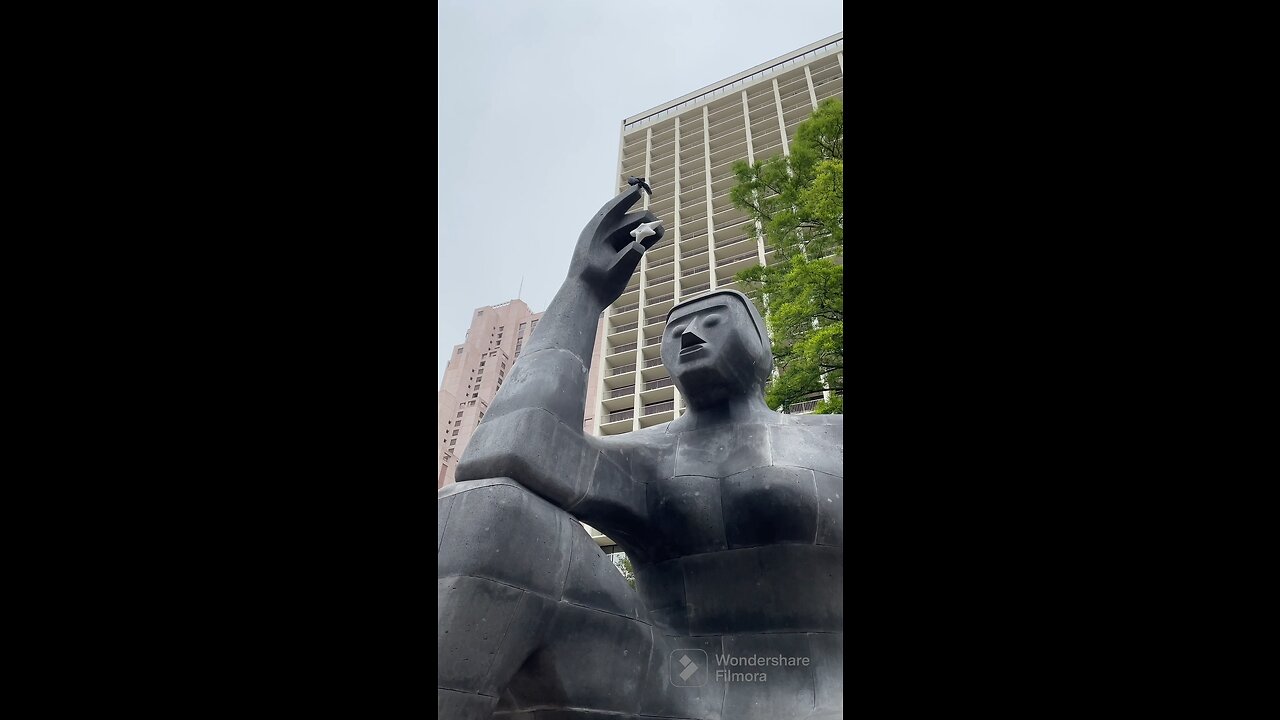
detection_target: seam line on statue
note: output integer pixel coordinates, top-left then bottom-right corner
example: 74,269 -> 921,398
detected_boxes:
479,590 -> 526,687
811,469 -> 820,545
559,600 -> 654,625
438,495 -> 455,553
719,634 -> 729,711
440,573 -> 561,603
677,629 -> 843,637
564,451 -> 601,514
511,346 -> 589,375
651,541 -> 839,562
557,516 -> 576,601
436,685 -> 498,698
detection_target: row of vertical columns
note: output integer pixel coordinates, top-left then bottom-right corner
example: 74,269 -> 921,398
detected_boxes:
630,126 -> 653,432
772,78 -> 790,158
671,117 -> 683,415
742,89 -> 768,266
703,105 -> 718,290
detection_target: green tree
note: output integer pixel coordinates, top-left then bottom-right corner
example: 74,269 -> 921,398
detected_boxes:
729,98 -> 843,414
611,553 -> 636,589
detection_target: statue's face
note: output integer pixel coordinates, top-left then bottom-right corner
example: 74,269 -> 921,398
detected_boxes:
661,296 -> 766,404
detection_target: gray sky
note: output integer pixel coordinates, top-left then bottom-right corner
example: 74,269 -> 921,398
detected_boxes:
438,0 -> 843,385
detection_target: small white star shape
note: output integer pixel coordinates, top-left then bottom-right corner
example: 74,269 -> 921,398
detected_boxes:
630,221 -> 663,242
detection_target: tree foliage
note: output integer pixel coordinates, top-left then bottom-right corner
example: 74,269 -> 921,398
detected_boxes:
612,553 -> 636,589
730,98 -> 843,413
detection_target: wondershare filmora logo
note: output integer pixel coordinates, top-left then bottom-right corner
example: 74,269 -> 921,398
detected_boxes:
670,649 -> 707,686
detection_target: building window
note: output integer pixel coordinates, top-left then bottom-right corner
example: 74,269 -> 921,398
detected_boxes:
450,439 -> 457,445
456,411 -> 463,418
456,348 -> 463,354
452,430 -> 459,436
480,361 -> 485,367
469,401 -> 476,406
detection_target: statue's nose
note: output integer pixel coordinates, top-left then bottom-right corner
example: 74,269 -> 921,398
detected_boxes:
680,323 -> 706,349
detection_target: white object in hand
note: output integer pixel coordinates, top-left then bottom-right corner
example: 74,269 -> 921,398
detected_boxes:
630,221 -> 663,242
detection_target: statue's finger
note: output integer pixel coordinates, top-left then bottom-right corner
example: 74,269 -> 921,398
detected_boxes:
609,240 -> 647,278
597,183 -> 643,223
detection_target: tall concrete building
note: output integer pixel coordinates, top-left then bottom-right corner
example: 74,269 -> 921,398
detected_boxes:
589,32 -> 844,436
437,299 -> 544,488
438,300 -> 607,487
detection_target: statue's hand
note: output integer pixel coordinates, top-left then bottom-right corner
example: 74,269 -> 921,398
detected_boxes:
568,184 -> 665,308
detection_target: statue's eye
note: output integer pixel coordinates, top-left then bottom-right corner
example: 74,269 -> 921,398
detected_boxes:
703,313 -> 722,327
669,324 -> 686,336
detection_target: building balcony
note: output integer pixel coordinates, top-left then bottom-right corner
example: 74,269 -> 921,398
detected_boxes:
640,359 -> 668,381
606,408 -> 635,423
646,291 -> 675,306
717,248 -> 762,270
608,363 -> 637,377
643,376 -> 672,391
602,391 -> 635,412
643,400 -> 674,416
646,295 -> 674,316
600,415 -> 634,435
641,383 -> 675,406
681,248 -> 709,264
639,409 -> 674,428
714,235 -> 753,252
609,304 -> 640,325
646,256 -> 676,273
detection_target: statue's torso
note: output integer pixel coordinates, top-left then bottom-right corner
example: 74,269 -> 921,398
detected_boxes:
616,413 -> 843,636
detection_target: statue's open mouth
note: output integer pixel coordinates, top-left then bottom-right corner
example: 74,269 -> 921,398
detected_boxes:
679,345 -> 705,357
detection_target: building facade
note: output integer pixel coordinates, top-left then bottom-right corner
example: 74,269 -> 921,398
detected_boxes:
437,299 -> 545,487
589,33 -> 844,436
438,300 -> 607,487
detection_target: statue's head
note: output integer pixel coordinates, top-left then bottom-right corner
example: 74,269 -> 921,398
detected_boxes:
661,289 -> 772,407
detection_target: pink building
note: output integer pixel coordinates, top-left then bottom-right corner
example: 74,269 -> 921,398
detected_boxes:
437,299 -> 606,488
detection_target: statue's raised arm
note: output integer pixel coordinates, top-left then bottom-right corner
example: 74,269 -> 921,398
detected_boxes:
455,184 -> 661,520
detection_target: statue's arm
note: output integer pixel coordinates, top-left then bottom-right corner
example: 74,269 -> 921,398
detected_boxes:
456,185 -> 662,533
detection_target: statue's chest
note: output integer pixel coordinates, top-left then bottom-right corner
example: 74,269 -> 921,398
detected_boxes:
642,423 -> 842,561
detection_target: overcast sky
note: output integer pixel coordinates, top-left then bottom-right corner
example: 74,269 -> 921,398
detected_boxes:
438,0 -> 842,385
